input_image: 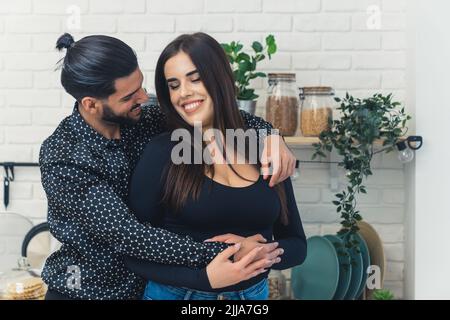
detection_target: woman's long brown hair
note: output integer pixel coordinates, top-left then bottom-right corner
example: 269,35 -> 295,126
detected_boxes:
155,32 -> 288,225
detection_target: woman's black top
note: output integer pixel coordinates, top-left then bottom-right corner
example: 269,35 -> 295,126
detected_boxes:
125,133 -> 307,292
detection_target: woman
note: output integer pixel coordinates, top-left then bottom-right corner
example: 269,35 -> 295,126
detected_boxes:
125,33 -> 307,300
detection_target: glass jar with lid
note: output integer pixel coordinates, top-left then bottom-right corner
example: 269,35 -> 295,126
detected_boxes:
299,86 -> 335,137
268,270 -> 288,300
265,73 -> 299,136
0,258 -> 46,300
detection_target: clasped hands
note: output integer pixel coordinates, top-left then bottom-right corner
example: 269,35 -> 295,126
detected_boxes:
204,233 -> 283,289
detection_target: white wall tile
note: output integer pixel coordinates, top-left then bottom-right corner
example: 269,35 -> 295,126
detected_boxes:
0,0 -> 409,292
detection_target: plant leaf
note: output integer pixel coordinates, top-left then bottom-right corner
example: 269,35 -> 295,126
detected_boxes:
252,41 -> 263,53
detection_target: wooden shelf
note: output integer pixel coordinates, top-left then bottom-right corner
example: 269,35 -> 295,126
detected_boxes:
284,136 -> 320,146
284,135 -> 411,192
284,135 -> 407,147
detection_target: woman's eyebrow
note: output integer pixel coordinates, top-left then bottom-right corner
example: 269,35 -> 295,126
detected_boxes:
167,70 -> 199,83
186,69 -> 199,77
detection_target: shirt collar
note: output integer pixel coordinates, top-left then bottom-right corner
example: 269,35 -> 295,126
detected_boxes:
69,102 -> 123,150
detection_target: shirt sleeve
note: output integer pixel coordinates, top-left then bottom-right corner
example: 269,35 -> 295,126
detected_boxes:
271,178 -> 307,270
239,109 -> 273,136
124,257 -> 213,291
139,101 -> 167,137
40,158 -> 227,269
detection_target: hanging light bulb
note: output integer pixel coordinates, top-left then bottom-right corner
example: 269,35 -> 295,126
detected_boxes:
396,140 -> 414,163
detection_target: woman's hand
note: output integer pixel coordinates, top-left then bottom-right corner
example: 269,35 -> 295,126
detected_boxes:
233,237 -> 282,263
261,135 -> 296,187
206,233 -> 283,263
205,233 -> 284,289
206,243 -> 278,289
204,233 -> 248,244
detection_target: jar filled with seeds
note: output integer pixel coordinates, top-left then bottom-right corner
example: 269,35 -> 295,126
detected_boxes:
299,86 -> 335,137
265,73 -> 299,136
268,270 -> 287,300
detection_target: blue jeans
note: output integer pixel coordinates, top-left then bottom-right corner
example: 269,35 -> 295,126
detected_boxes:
143,278 -> 269,300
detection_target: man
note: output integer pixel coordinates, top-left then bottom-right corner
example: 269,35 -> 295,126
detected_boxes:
40,33 -> 296,299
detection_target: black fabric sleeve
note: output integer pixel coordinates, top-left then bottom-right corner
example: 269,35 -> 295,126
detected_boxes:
124,257 -> 213,291
271,178 -> 307,270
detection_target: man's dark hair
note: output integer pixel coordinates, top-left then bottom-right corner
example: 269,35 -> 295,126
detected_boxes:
56,33 -> 138,101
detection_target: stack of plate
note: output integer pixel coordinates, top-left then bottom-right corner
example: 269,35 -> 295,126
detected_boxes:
291,236 -> 339,300
291,223 -> 384,300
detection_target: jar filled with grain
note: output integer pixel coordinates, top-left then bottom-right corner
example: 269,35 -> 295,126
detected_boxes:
268,270 -> 287,300
299,86 -> 335,137
265,73 -> 299,136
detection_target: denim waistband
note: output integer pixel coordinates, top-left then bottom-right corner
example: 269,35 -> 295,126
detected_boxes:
144,277 -> 269,300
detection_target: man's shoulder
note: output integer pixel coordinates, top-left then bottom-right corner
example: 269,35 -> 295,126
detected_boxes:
39,117 -> 80,166
140,102 -> 164,120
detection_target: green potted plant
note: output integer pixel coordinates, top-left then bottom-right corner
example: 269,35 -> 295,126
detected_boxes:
372,289 -> 395,300
312,93 -> 412,250
221,35 -> 277,114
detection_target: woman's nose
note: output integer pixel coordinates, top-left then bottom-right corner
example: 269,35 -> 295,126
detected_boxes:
180,83 -> 193,98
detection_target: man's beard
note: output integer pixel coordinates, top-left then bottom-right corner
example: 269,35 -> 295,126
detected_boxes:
102,103 -> 140,126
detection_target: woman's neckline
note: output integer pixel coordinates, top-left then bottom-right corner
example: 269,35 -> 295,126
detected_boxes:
204,174 -> 263,190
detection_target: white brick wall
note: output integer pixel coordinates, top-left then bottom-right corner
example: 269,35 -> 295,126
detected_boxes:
0,0 -> 408,299
90,0 -> 146,14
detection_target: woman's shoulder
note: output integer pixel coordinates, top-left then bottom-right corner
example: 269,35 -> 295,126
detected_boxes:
144,132 -> 174,152
139,132 -> 175,164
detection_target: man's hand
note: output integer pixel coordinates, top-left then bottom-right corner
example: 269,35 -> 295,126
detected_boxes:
206,243 -> 278,289
261,135 -> 296,187
206,233 -> 284,267
233,236 -> 283,264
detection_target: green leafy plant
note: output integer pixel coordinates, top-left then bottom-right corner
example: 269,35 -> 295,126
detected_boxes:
221,35 -> 277,100
373,289 -> 395,300
312,93 -> 412,250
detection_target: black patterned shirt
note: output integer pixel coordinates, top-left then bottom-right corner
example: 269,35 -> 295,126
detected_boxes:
39,101 -> 272,300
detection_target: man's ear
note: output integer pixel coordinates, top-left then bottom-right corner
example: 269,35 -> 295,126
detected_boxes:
80,97 -> 100,115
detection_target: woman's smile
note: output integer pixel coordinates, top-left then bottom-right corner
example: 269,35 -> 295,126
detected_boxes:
181,99 -> 204,114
